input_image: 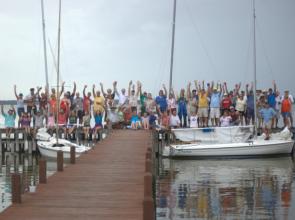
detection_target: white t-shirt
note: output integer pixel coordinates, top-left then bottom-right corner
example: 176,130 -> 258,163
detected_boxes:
118,93 -> 128,106
220,116 -> 232,127
190,115 -> 198,128
129,95 -> 138,107
169,115 -> 180,127
235,98 -> 246,112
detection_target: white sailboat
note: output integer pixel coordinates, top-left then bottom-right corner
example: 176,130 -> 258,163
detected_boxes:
163,0 -> 294,157
37,0 -> 90,158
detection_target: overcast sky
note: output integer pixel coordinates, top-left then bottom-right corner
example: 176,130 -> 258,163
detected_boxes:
0,0 -> 294,99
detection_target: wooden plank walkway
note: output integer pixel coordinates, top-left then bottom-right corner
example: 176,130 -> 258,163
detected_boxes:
0,130 -> 151,220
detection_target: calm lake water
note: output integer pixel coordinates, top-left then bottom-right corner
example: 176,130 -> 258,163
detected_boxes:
156,156 -> 295,220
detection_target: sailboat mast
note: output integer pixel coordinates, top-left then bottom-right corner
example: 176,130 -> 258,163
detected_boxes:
41,0 -> 49,89
169,0 -> 177,95
56,0 -> 62,144
252,0 -> 258,137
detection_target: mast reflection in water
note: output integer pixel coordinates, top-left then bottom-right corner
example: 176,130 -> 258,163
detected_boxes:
156,157 -> 294,219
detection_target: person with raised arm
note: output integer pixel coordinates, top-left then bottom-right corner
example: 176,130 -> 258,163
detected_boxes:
209,81 -> 223,127
128,80 -> 140,112
65,82 -> 76,110
114,81 -> 128,108
245,83 -> 255,125
197,81 -> 209,127
155,84 -> 168,114
92,84 -> 105,115
187,81 -> 198,121
138,82 -> 147,114
83,85 -> 92,115
14,85 -> 25,127
1,105 -> 16,137
167,87 -> 176,114
176,87 -> 188,128
73,92 -> 84,125
25,86 -> 41,116
100,82 -> 116,108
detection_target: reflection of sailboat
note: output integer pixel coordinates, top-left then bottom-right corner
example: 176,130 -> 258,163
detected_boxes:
157,157 -> 293,219
164,0 -> 294,157
36,0 -> 90,159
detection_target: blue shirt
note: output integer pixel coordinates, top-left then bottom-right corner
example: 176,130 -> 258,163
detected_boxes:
259,107 -> 275,123
177,97 -> 187,114
267,93 -> 276,108
94,114 -> 102,126
210,92 -> 221,108
155,95 -> 167,112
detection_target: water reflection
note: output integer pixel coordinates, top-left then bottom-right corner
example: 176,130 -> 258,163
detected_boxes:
0,152 -> 57,213
156,157 -> 295,219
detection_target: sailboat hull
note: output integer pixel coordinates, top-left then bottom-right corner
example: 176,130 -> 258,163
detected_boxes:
164,140 -> 294,157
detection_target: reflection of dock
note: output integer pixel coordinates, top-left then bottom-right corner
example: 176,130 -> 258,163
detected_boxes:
0,130 -> 150,220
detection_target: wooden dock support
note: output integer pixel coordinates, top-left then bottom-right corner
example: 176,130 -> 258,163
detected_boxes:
11,173 -> 21,203
39,159 -> 47,184
57,150 -> 63,172
145,159 -> 152,173
70,146 -> 75,164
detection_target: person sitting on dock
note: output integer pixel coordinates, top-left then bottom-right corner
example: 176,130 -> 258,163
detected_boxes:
19,112 -> 32,136
67,110 -> 77,139
1,105 -> 16,137
14,85 -> 25,127
259,103 -> 276,140
82,111 -> 91,140
141,111 -> 149,130
130,110 -> 141,130
169,109 -> 180,129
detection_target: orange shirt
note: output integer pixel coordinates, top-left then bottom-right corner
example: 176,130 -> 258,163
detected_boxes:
281,99 -> 291,113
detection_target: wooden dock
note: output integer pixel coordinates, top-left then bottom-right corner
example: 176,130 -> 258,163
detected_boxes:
0,130 -> 152,220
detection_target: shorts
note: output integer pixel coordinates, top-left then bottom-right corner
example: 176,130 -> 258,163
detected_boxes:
246,108 -> 254,119
17,107 -> 25,117
210,108 -> 220,119
263,121 -> 272,129
281,112 -> 291,118
198,107 -> 208,118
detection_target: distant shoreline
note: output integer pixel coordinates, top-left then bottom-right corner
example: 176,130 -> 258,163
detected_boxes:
0,100 -> 16,105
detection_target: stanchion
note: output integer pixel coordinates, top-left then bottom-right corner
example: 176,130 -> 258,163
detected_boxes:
57,150 -> 63,171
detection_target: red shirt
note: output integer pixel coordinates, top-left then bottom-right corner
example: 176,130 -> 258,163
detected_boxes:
58,113 -> 67,125
221,97 -> 232,109
281,99 -> 291,113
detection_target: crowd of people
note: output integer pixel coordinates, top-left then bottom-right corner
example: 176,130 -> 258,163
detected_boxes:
1,80 -> 294,140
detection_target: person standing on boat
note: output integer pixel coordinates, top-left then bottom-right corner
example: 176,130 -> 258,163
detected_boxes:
155,84 -> 168,113
259,103 -> 276,140
209,82 -> 222,127
167,88 -> 177,114
221,83 -> 232,115
197,81 -> 209,127
14,85 -> 25,127
235,93 -> 247,126
176,88 -> 188,128
245,83 -> 255,125
267,81 -> 277,128
281,91 -> 293,128
187,81 -> 198,127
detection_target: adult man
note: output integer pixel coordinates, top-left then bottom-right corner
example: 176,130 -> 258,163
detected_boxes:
245,83 -> 255,125
209,82 -> 222,126
1,105 -> 16,137
114,81 -> 128,107
73,92 -> 84,125
14,85 -> 25,127
259,103 -> 276,140
128,81 -> 140,112
281,91 -> 293,128
267,81 -> 277,128
25,87 -> 41,115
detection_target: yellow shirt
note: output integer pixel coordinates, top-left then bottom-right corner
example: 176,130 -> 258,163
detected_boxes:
198,92 -> 208,108
93,96 -> 105,113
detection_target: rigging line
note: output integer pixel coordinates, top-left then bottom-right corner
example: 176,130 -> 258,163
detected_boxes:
183,0 -> 217,76
255,20 -> 275,79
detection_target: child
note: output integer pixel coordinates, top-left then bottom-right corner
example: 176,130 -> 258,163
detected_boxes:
189,111 -> 198,128
220,110 -> 232,127
141,112 -> 149,130
20,112 -> 31,135
130,110 -> 141,129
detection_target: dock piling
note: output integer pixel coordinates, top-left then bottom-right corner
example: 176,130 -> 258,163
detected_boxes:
145,159 -> 152,173
57,150 -> 63,171
143,172 -> 155,220
39,159 -> 47,184
70,146 -> 76,164
11,173 -> 21,203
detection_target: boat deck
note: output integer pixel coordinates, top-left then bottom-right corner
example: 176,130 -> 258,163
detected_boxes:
0,130 -> 151,220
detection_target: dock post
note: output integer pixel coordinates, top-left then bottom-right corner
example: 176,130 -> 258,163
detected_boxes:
15,130 -> 19,152
57,150 -> 63,171
70,146 -> 76,164
39,159 -> 47,184
145,159 -> 152,173
11,173 -> 21,203
143,172 -> 155,220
